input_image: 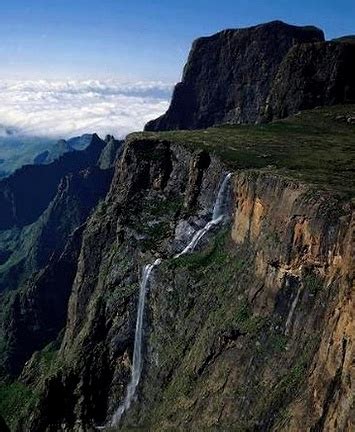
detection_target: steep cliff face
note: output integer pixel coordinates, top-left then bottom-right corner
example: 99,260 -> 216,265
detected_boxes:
146,22 -> 355,131
0,166 -> 114,377
0,166 -> 113,294
17,137 -> 226,432
145,21 -> 324,131
9,131 -> 353,432
133,172 -> 353,432
265,41 -> 355,120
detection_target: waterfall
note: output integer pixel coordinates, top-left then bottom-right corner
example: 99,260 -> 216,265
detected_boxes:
108,172 -> 232,428
285,285 -> 302,335
110,258 -> 161,426
175,172 -> 232,258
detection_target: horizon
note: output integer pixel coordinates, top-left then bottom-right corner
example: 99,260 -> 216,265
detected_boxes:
0,1 -> 354,139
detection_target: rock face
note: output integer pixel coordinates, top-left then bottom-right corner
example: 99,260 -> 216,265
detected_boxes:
0,415 -> 10,432
265,41 -> 355,120
6,135 -> 352,432
146,21 -> 355,131
145,21 -> 324,130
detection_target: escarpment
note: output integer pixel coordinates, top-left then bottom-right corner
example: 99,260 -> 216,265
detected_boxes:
0,21 -> 354,432
145,21 -> 355,131
6,130 -> 353,432
265,41 -> 355,120
128,170 -> 353,432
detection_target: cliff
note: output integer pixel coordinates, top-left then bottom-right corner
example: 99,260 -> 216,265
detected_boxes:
145,21 -> 355,131
0,21 -> 354,432
1,106 -> 352,432
265,41 -> 355,120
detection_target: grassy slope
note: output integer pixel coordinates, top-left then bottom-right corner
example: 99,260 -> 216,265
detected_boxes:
132,105 -> 355,199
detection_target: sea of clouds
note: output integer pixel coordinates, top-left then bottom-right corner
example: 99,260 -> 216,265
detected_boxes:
0,79 -> 173,139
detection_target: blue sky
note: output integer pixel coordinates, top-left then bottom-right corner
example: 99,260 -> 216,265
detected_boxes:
0,0 -> 355,82
0,0 -> 354,81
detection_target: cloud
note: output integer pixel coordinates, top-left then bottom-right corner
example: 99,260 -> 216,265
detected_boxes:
0,79 -> 173,139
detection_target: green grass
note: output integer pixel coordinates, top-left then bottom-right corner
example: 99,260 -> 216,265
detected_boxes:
130,105 -> 355,198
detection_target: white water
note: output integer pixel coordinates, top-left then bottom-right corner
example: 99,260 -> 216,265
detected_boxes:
284,285 -> 302,335
111,258 -> 161,426
175,173 -> 232,258
109,172 -> 232,427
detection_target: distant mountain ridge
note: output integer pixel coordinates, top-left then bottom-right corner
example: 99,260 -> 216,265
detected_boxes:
145,20 -> 355,131
33,134 -> 93,165
0,134 -> 105,230
0,133 -> 122,379
0,134 -> 93,179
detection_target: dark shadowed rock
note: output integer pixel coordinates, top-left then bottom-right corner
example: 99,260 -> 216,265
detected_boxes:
332,35 -> 355,44
264,41 -> 355,120
0,415 -> 10,432
145,21 -> 324,130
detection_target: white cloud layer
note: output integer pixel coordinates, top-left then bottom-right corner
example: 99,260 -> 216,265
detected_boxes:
0,79 -> 173,139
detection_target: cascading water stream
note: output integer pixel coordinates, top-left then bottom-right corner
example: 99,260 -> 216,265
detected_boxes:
109,172 -> 232,428
110,258 -> 161,426
175,172 -> 232,258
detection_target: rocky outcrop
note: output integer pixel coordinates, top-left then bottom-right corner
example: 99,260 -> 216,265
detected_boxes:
264,41 -> 355,120
145,21 -> 324,130
98,135 -> 123,170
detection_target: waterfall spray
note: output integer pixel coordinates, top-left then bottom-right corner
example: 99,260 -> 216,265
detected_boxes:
109,172 -> 232,427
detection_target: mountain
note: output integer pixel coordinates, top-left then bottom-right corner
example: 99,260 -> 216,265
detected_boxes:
33,135 -> 93,166
0,135 -> 94,180
0,136 -> 57,179
0,22 -> 354,432
0,135 -> 122,378
0,134 -> 105,231
264,41 -> 355,120
145,21 -> 355,131
0,105 -> 352,432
